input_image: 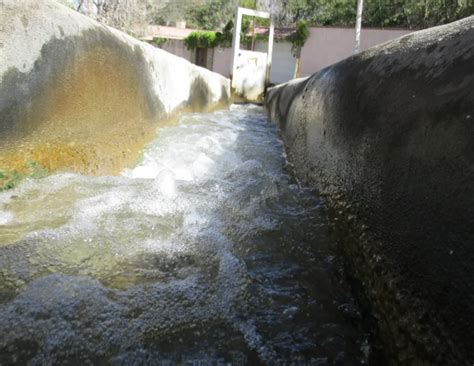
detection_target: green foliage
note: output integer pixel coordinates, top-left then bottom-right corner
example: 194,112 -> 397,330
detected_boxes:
290,20 -> 309,56
274,0 -> 474,29
186,0 -> 225,30
256,17 -> 270,27
215,20 -> 234,48
239,0 -> 257,9
184,31 -> 219,49
151,0 -> 266,31
361,0 -> 474,29
27,161 -> 49,179
150,37 -> 168,48
153,0 -> 190,26
240,15 -> 253,47
151,0 -> 472,36
0,161 -> 48,191
0,170 -> 22,191
184,19 -> 238,49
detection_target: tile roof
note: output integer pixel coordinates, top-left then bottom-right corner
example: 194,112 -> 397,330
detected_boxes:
140,25 -> 197,41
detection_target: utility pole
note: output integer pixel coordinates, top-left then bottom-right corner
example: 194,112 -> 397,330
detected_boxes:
354,0 -> 363,54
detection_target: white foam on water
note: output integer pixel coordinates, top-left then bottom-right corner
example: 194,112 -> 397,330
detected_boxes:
0,105 -> 366,364
0,211 -> 15,226
154,169 -> 177,198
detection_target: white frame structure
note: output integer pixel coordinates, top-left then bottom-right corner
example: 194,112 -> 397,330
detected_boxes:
354,0 -> 364,54
231,7 -> 275,88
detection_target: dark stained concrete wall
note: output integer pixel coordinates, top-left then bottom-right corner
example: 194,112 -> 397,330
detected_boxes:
266,17 -> 474,365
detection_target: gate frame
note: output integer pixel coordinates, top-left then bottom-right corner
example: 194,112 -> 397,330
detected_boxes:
230,7 -> 275,89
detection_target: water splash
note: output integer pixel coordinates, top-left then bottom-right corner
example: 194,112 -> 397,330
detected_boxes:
0,105 -> 366,364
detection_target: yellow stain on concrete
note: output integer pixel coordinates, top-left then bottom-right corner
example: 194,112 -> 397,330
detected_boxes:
0,45 -> 164,181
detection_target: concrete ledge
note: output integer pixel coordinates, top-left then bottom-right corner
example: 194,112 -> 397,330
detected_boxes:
0,0 -> 230,178
266,17 -> 474,365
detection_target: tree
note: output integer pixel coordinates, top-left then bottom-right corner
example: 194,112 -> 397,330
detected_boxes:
67,0 -> 474,33
186,0 -> 227,29
291,20 -> 309,77
72,0 -> 152,31
253,0 -> 473,28
153,0 -> 196,26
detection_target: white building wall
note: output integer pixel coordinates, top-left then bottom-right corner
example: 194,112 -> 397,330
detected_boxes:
255,41 -> 297,85
145,27 -> 413,85
300,27 -> 412,77
212,47 -> 233,78
160,39 -> 194,63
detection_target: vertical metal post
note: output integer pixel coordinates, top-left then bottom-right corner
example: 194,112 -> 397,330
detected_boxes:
354,0 -> 364,54
266,17 -> 274,86
231,7 -> 243,85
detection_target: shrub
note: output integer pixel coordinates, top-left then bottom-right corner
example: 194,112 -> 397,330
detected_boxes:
290,20 -> 309,57
184,31 -> 219,50
151,37 -> 168,48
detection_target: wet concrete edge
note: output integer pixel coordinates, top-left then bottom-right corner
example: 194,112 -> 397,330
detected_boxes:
265,17 -> 474,365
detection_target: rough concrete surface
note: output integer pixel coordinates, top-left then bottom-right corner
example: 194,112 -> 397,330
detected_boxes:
0,0 -> 230,176
266,16 -> 474,365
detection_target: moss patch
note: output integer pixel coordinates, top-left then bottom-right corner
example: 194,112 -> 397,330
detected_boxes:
0,160 -> 48,191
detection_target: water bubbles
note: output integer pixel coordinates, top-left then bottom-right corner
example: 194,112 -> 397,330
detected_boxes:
191,154 -> 215,179
0,211 -> 15,226
154,169 -> 176,198
130,163 -> 161,179
283,306 -> 299,318
0,105 -> 366,364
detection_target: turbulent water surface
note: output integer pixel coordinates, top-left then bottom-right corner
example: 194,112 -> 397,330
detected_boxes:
0,105 -> 367,365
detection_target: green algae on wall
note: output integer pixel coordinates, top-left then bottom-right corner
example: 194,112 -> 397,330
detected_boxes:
0,161 -> 48,191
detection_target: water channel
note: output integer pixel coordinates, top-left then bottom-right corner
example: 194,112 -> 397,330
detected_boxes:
0,105 -> 368,365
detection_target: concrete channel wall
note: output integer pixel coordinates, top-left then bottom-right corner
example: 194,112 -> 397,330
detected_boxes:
266,17 -> 474,365
0,0 -> 230,178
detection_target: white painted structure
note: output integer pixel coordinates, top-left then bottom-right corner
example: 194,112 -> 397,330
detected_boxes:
256,41 -> 297,85
142,24 -> 412,86
354,0 -> 364,53
230,7 -> 274,101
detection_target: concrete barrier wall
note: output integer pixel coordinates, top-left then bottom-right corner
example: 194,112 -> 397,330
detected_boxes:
0,0 -> 230,179
266,17 -> 474,365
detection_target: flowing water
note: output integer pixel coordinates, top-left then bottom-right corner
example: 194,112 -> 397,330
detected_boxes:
0,105 -> 368,365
